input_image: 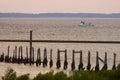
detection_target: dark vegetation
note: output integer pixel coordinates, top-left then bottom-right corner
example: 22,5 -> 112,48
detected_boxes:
1,64 -> 120,80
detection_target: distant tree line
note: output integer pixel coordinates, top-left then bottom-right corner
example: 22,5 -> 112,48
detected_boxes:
0,13 -> 120,18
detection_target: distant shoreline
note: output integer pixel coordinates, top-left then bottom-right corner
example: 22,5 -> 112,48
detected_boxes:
0,13 -> 120,18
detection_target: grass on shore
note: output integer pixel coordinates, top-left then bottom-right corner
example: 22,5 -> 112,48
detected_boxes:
2,64 -> 120,80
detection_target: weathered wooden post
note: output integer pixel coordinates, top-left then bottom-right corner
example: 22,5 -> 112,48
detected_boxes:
18,46 -> 21,64
12,50 -> 15,63
26,47 -> 28,63
30,30 -> 32,65
112,53 -> 116,70
15,46 -> 17,63
17,46 -> 22,63
36,48 -> 41,66
31,47 -> 34,64
5,46 -> 10,62
87,51 -> 91,71
7,46 -> 10,57
20,46 -> 23,63
64,49 -> 68,70
105,52 -> 108,70
78,50 -> 84,71
43,48 -> 48,67
102,52 -> 108,70
49,49 -> 53,68
71,50 -> 75,70
26,47 -> 29,63
24,47 -> 28,65
95,51 -> 99,71
0,52 -> 4,62
36,48 -> 39,66
56,49 -> 61,69
38,48 -> 41,66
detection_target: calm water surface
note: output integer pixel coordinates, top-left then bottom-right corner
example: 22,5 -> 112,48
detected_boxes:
0,18 -> 120,79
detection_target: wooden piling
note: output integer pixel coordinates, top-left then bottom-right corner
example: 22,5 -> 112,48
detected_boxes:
43,48 -> 48,67
71,50 -> 75,70
17,46 -> 23,63
24,47 -> 28,65
95,51 -> 99,71
50,49 -> 52,60
64,49 -> 68,70
78,50 -> 84,71
36,48 -> 41,66
56,49 -> 61,69
7,46 -> 10,57
87,51 -> 91,71
30,30 -> 32,65
31,47 -> 34,64
26,47 -> 28,63
20,46 -> 23,63
102,52 -> 108,70
18,46 -> 21,64
5,46 -> 11,62
0,53 -> 4,62
12,50 -> 15,63
49,49 -> 53,68
38,48 -> 41,65
112,53 -> 116,70
15,46 -> 17,63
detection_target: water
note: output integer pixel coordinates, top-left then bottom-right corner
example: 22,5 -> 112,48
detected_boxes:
0,18 -> 120,79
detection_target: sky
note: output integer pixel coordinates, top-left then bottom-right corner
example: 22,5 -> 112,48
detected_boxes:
0,0 -> 120,13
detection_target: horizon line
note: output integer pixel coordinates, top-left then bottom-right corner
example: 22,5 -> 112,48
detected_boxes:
0,12 -> 120,14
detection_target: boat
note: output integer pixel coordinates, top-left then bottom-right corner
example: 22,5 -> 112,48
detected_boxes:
79,21 -> 94,27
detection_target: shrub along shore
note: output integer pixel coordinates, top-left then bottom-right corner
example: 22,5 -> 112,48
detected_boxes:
2,64 -> 120,80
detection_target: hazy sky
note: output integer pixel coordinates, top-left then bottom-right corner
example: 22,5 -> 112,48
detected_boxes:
0,0 -> 120,13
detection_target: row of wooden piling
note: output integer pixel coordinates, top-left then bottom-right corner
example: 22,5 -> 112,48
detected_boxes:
0,30 -> 117,71
0,46 -> 117,71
